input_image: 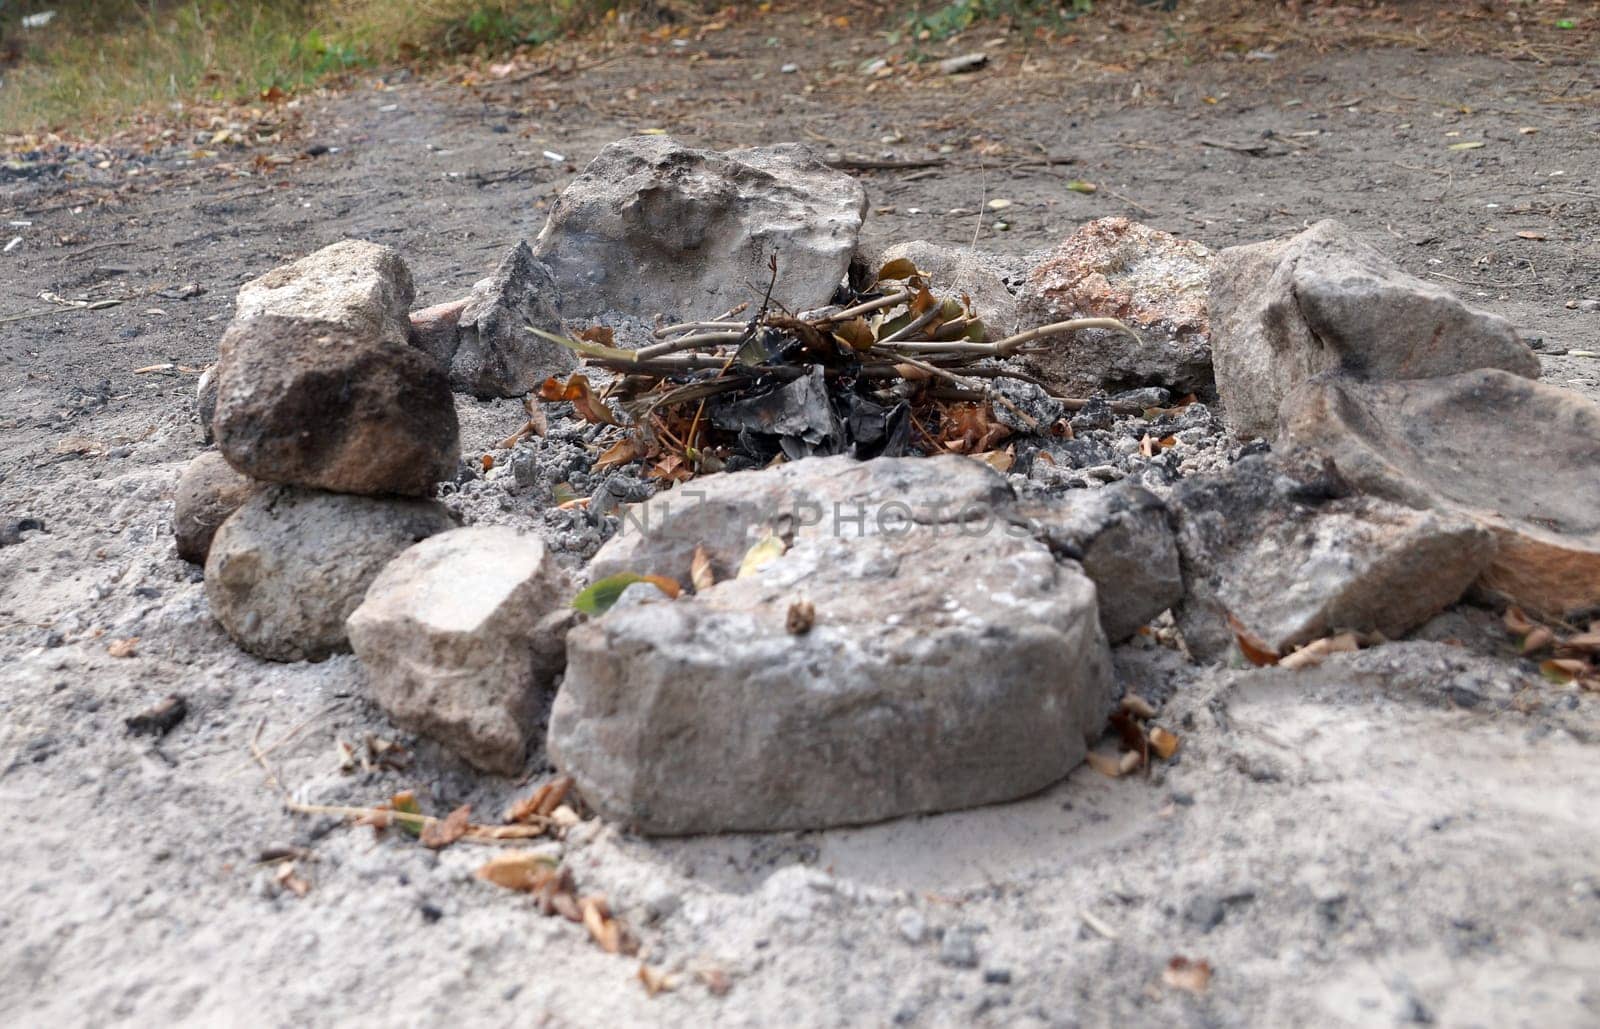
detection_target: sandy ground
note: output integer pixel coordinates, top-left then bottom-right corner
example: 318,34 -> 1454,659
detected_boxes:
3,5 -> 1599,1026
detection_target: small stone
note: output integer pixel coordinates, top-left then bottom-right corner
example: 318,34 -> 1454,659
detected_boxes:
234,239 -> 415,348
172,451 -> 263,564
212,315 -> 460,497
940,928 -> 981,969
206,487 -> 457,662
896,907 -> 927,945
1069,396 -> 1115,433
1184,894 -> 1225,932
983,968 -> 1013,985
1575,299 -> 1600,314
347,526 -> 573,775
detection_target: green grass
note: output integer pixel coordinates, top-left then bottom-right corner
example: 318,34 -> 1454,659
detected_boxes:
0,1 -> 628,134
898,0 -> 1095,44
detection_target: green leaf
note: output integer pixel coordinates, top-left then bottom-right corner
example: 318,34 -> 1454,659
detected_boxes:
571,573 -> 681,615
1066,179 -> 1097,194
525,324 -> 637,362
392,792 -> 423,838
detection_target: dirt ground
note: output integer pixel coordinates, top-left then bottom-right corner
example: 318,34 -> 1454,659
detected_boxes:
3,4 -> 1599,1026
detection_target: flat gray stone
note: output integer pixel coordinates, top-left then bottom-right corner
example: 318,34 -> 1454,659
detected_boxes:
450,241 -> 575,398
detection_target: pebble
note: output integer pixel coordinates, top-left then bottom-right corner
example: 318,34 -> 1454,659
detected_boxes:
1576,299 -> 1599,313
896,907 -> 927,944
939,927 -> 981,968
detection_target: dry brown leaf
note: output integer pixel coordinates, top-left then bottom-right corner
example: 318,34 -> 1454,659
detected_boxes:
539,373 -> 619,426
475,851 -> 560,892
1149,726 -> 1182,760
506,775 -> 574,823
274,862 -> 311,898
107,637 -> 139,658
480,453 -> 494,473
786,599 -> 816,635
1279,632 -> 1361,670
420,804 -> 471,850
1117,750 -> 1143,775
976,447 -> 1015,473
690,545 -> 716,593
1516,231 -> 1548,241
1085,751 -> 1123,778
1120,695 -> 1158,719
1541,658 -> 1590,684
833,317 -> 876,351
1521,625 -> 1556,654
639,963 -> 676,997
1558,632 -> 1600,655
1163,956 -> 1213,994
594,435 -> 646,472
578,325 -> 616,347
696,966 -> 733,996
876,257 -> 920,283
467,824 -> 546,840
1503,606 -> 1535,636
1226,612 -> 1280,666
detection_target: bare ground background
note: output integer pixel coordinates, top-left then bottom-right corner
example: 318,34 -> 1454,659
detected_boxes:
3,4 -> 1599,1026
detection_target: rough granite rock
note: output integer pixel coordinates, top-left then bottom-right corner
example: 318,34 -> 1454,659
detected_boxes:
532,136 -> 867,322
1280,369 -> 1600,619
1016,217 -> 1213,397
1209,219 -> 1540,439
1169,452 -> 1494,663
347,527 -> 574,775
204,487 -> 457,662
212,315 -> 460,497
1011,481 -> 1183,642
234,240 -> 416,348
172,451 -> 263,565
550,515 -> 1115,834
450,241 -> 575,398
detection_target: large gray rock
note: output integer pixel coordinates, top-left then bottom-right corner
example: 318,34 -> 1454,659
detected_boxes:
1209,219 -> 1540,438
235,240 -> 415,348
550,510 -> 1115,835
1280,370 -> 1600,620
1016,217 -> 1213,397
172,451 -> 263,565
533,137 -> 867,322
1011,481 -> 1183,642
588,453 -> 1013,587
204,487 -> 456,662
211,315 -> 460,497
348,527 -> 574,775
1169,452 -> 1494,663
450,242 -> 575,398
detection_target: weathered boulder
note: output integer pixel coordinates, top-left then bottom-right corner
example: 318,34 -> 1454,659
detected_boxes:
532,137 -> 867,322
1168,452 -> 1494,663
172,451 -> 263,565
211,315 -> 460,497
865,240 -> 1022,336
1016,217 -> 1212,396
550,515 -> 1115,835
587,453 -> 1013,586
1011,481 -> 1183,641
235,240 -> 415,348
1280,370 -> 1600,619
450,241 -> 574,398
347,527 -> 574,775
205,487 -> 456,662
1210,219 -> 1540,439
